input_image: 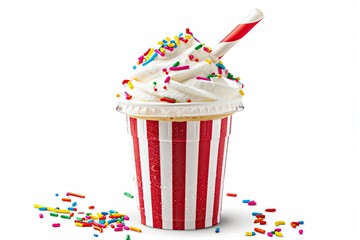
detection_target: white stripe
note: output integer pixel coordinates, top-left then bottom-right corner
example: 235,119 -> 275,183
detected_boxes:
159,121 -> 173,229
184,121 -> 200,230
137,119 -> 153,227
205,119 -> 221,227
218,116 -> 231,222
211,41 -> 238,58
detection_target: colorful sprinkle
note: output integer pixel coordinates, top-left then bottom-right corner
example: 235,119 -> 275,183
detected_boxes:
205,59 -> 212,64
254,228 -> 265,234
242,199 -> 250,203
299,229 -> 303,235
124,192 -> 134,198
195,43 -> 203,50
226,193 -> 237,197
275,221 -> 286,226
265,208 -> 276,212
129,226 -> 141,232
248,200 -> 256,206
126,234 -> 130,240
245,231 -> 256,236
169,65 -> 190,71
267,232 -> 273,237
196,76 -> 210,81
239,89 -> 245,96
67,192 -> 85,198
160,97 -> 176,103
164,76 -> 170,83
172,61 -> 180,67
50,213 -> 58,217
52,223 -> 60,227
154,49 -> 164,57
274,231 -> 283,237
215,227 -> 220,233
39,214 -> 43,218
94,234 -> 98,237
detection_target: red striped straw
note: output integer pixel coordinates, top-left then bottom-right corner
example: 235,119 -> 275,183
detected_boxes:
211,9 -> 264,59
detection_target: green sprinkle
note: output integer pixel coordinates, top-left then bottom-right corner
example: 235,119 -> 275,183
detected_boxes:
124,192 -> 134,199
153,81 -> 157,85
86,213 -> 92,216
126,234 -> 131,240
61,214 -> 71,219
172,61 -> 180,67
76,217 -> 83,221
195,43 -> 203,50
50,213 -> 58,217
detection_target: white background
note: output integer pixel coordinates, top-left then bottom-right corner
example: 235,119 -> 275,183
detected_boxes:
0,0 -> 359,239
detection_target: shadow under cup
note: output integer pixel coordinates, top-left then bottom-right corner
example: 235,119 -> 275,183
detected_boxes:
118,100 -> 243,230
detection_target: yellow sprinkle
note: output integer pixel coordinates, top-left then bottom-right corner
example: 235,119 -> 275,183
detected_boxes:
275,221 -> 286,226
33,204 -> 45,209
91,215 -> 99,220
160,48 -> 165,53
165,36 -> 171,42
47,207 -> 56,211
145,48 -> 154,60
174,35 -> 180,46
239,89 -> 245,96
168,43 -> 174,47
218,74 -> 222,78
127,81 -> 134,89
275,231 -> 283,237
184,34 -> 192,39
208,47 -> 212,52
110,213 -> 125,218
205,59 -> 212,64
129,226 -> 142,233
157,41 -> 163,45
245,232 -> 254,236
236,77 -> 241,80
218,60 -> 223,64
97,213 -> 103,218
104,222 -> 109,227
116,93 -> 120,98
75,222 -> 83,227
55,209 -> 70,214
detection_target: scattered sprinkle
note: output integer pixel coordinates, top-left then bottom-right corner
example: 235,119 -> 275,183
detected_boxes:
196,76 -> 210,81
169,65 -> 190,71
124,192 -> 134,199
215,227 -> 220,233
226,193 -> 237,197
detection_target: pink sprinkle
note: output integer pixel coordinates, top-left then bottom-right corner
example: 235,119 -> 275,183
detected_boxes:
275,228 -> 281,232
248,200 -> 257,206
218,67 -> 222,74
162,68 -> 167,72
196,76 -> 210,81
169,65 -> 190,71
299,229 -> 303,235
39,214 -> 43,218
203,47 -> 209,52
85,215 -> 91,219
154,49 -> 164,57
117,223 -> 124,227
164,76 -> 170,83
164,46 -> 174,51
114,227 -> 123,232
189,55 -> 194,60
124,226 -> 130,230
52,223 -> 60,228
267,232 -> 273,237
138,55 -> 144,61
124,215 -> 130,220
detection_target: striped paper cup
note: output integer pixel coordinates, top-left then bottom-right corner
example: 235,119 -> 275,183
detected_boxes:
126,114 -> 233,230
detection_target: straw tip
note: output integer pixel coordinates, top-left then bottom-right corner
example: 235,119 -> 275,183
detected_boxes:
253,9 -> 264,21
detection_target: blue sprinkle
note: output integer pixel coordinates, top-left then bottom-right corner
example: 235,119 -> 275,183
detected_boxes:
55,193 -> 59,197
94,233 -> 98,237
99,220 -> 106,224
142,53 -> 158,66
101,212 -> 108,215
39,207 -> 47,211
252,212 -> 262,216
87,219 -> 94,223
215,227 -> 220,233
55,207 -> 60,210
109,210 -> 117,214
242,199 -> 250,203
179,33 -> 183,38
68,207 -> 75,211
299,221 -> 304,225
216,62 -> 226,69
162,39 -> 168,43
107,219 -> 117,224
72,202 -> 77,207
132,65 -> 137,70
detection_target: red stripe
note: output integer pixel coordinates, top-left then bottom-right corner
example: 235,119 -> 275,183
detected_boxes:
146,120 -> 162,228
195,120 -> 213,229
212,117 -> 228,225
172,122 -> 187,230
129,117 -> 146,225
221,21 -> 261,43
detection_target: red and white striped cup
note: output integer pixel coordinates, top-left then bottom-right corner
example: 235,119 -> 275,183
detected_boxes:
126,115 -> 232,230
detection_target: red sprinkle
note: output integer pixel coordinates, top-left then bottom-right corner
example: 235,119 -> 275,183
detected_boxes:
226,193 -> 237,197
88,206 -> 95,209
160,97 -> 176,103
187,99 -> 192,103
122,79 -> 130,85
260,221 -> 267,225
265,208 -> 276,212
256,214 -> 266,219
189,55 -> 194,60
163,86 -> 167,90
